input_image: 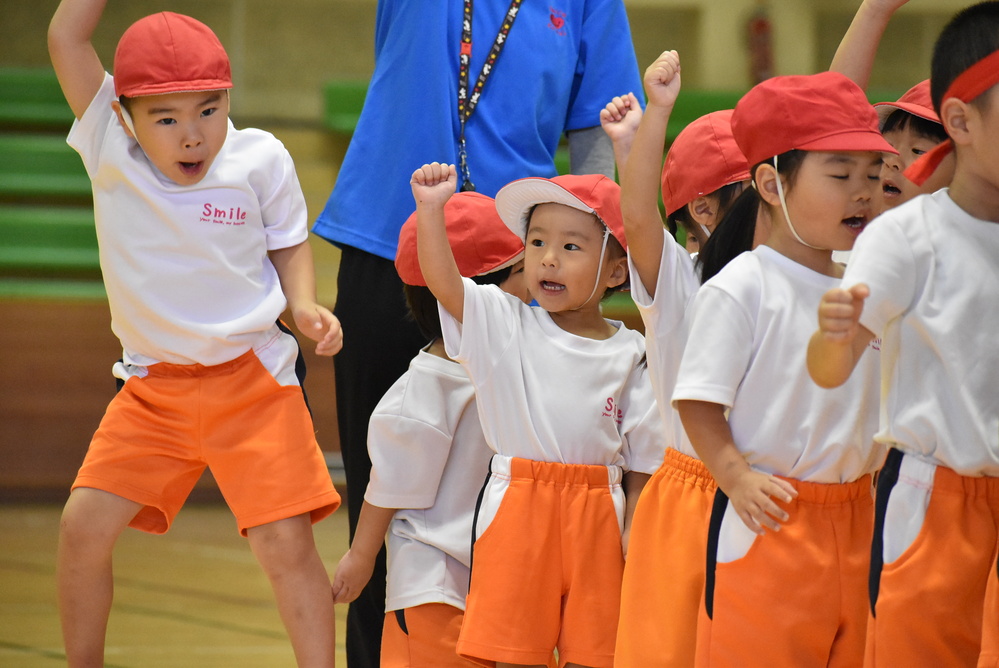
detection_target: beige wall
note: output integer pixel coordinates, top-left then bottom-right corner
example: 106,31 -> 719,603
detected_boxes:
5,0 -> 972,124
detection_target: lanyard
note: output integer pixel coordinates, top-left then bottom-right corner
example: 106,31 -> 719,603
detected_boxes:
457,0 -> 523,191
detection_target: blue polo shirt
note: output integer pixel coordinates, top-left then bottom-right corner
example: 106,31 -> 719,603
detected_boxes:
312,0 -> 643,260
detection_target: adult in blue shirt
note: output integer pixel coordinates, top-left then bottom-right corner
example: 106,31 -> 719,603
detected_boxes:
313,2 -> 643,665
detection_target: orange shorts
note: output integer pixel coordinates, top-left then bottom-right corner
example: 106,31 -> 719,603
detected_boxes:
73,346 -> 340,536
457,456 -> 624,668
698,474 -> 873,668
381,604 -> 478,667
615,448 -> 715,668
866,449 -> 999,667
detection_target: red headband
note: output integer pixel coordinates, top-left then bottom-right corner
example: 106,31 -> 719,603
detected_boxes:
905,50 -> 999,186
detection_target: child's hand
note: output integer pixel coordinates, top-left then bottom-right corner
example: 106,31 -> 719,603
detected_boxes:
868,0 -> 910,15
411,162 -> 457,209
644,50 -> 682,111
727,469 -> 798,535
331,548 -> 375,604
817,284 -> 869,344
292,303 -> 343,356
599,93 -> 643,144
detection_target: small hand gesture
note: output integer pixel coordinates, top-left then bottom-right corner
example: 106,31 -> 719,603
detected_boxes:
411,162 -> 458,209
727,469 -> 798,535
600,92 -> 643,144
817,284 -> 869,344
644,50 -> 682,110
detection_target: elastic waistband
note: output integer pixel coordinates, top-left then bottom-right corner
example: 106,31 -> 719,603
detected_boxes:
144,349 -> 257,378
895,449 -> 999,499
778,473 -> 873,504
492,454 -> 622,487
663,448 -> 715,483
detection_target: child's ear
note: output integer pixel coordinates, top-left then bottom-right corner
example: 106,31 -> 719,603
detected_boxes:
605,254 -> 629,289
689,196 -> 716,226
111,100 -> 135,139
754,162 -> 782,208
941,97 -> 972,147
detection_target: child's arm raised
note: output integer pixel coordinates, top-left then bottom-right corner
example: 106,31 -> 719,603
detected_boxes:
620,50 -> 681,299
331,501 -> 396,604
412,163 -> 465,322
269,241 -> 344,356
48,0 -> 108,119
830,0 -> 910,89
807,285 -> 876,388
676,400 -> 797,535
599,93 -> 643,174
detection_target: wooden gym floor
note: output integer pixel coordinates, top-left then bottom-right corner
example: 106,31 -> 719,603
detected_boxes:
0,503 -> 352,667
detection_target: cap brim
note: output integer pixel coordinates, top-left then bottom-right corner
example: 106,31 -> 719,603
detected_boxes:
874,101 -> 941,125
495,177 -> 596,239
798,130 -> 898,155
118,80 -> 233,98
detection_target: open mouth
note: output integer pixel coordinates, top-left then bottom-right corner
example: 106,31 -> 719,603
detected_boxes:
540,280 -> 565,294
179,161 -> 203,176
842,215 -> 868,232
882,181 -> 901,198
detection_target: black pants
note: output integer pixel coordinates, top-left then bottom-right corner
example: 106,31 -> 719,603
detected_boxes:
332,245 -> 427,667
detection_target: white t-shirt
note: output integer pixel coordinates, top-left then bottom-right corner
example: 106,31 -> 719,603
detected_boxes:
629,233 -> 701,458
673,245 -> 884,483
67,74 -> 308,367
440,279 -> 662,472
365,348 -> 491,612
843,190 -> 999,476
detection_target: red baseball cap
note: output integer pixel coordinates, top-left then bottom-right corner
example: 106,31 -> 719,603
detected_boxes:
395,192 -> 524,287
732,71 -> 896,167
661,110 -> 750,215
495,174 -> 627,251
874,80 -> 940,126
114,12 -> 233,98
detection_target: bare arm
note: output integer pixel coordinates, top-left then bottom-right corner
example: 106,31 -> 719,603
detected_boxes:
412,163 -> 465,322
807,285 -> 876,388
830,0 -> 910,89
620,51 -> 681,299
269,240 -> 343,356
676,399 -> 796,534
48,0 -> 108,119
331,501 -> 396,604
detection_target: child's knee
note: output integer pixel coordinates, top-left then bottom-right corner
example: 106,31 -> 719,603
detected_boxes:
247,514 -> 318,570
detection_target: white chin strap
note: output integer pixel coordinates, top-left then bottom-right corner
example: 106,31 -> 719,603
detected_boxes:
773,154 -> 823,250
573,226 -> 611,310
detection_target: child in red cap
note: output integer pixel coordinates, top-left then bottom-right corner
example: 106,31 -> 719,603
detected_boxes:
608,49 -> 755,668
48,2 -> 341,665
810,3 -> 999,665
412,163 -> 663,668
670,70 -> 895,667
330,192 -> 531,667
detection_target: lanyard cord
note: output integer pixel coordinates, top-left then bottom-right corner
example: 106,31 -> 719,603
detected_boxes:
457,0 -> 523,191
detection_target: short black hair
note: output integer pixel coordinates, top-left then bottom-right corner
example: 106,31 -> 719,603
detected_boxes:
402,266 -> 514,342
930,1 -> 999,115
880,108 -> 948,144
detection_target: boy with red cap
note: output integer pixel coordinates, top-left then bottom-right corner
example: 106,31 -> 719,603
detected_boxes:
48,2 -> 342,665
613,50 -> 753,668
330,192 -> 530,667
809,2 -> 999,665
673,70 -> 894,666
412,163 -> 663,668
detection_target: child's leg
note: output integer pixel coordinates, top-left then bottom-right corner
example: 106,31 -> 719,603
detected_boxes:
247,513 -> 335,668
58,487 -> 142,668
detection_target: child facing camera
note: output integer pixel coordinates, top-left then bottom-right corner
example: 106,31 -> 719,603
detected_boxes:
413,163 -> 662,668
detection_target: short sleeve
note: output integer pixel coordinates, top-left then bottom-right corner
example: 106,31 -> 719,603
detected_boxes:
841,216 -> 917,337
619,365 -> 666,475
565,0 -> 644,131
257,142 -> 309,251
672,285 -> 754,409
440,279 -> 519,375
66,72 -> 116,178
